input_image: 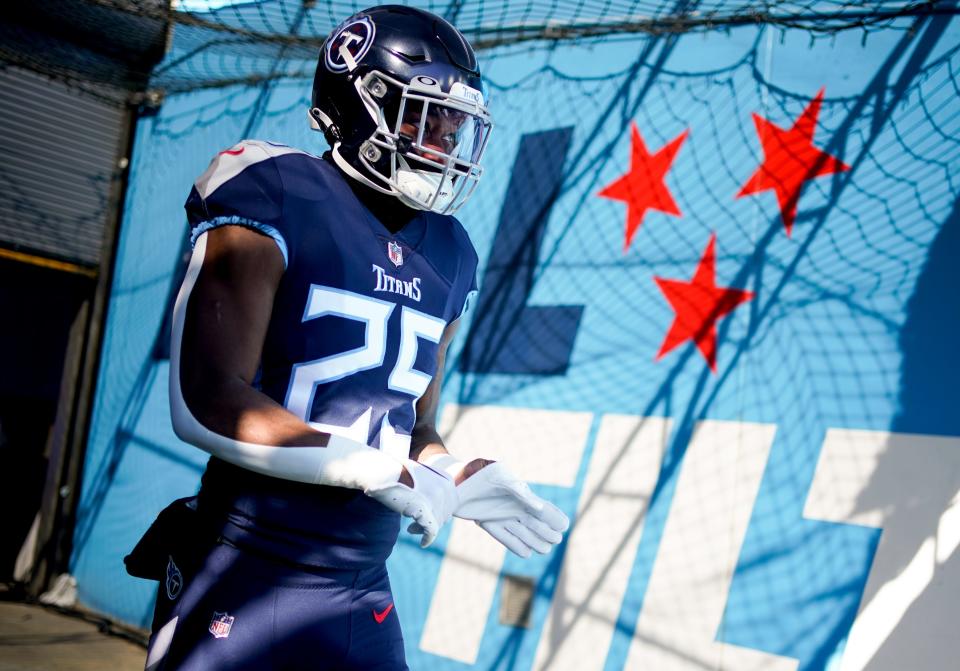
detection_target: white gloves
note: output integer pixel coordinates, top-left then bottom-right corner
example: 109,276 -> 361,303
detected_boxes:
366,459 -> 458,548
385,453 -> 569,558
417,455 -> 569,558
455,461 -> 569,558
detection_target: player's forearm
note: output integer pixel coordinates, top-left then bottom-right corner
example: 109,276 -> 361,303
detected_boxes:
170,362 -> 456,541
409,317 -> 461,464
409,424 -> 447,463
169,232 -> 407,489
182,374 -> 330,448
170,372 -> 409,490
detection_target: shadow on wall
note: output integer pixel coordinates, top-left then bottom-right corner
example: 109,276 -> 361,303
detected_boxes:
847,195 -> 960,671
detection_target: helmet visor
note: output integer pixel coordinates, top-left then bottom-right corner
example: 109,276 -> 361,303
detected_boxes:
395,95 -> 490,171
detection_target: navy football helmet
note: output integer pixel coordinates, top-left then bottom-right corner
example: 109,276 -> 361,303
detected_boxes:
310,5 -> 493,215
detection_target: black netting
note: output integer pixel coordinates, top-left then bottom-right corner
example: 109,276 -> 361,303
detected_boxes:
1,1 -> 957,105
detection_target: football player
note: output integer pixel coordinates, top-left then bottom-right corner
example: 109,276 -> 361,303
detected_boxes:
131,5 -> 569,670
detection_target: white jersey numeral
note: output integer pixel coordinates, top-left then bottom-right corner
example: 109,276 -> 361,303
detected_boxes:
284,285 -> 444,444
388,307 -> 445,397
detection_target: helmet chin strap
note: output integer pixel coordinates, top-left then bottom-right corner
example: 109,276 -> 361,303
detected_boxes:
331,143 -> 396,197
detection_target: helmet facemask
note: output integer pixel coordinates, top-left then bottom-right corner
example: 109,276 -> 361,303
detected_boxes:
321,70 -> 492,215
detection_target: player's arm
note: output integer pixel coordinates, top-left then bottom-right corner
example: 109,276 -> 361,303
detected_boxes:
408,318 -> 570,557
410,318 -> 489,482
170,224 -> 455,545
178,225 -> 320,446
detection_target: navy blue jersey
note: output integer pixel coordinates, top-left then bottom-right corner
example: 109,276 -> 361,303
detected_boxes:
183,140 -> 478,568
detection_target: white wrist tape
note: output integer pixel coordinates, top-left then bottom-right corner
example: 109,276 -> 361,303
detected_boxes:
168,234 -> 404,492
422,453 -> 465,481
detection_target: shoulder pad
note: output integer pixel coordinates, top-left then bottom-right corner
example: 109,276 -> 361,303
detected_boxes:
194,140 -> 311,199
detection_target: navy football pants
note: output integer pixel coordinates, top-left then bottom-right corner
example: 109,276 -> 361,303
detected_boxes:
144,542 -> 408,670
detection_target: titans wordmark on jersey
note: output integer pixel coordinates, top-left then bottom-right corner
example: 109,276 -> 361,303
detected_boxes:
181,139 -> 478,568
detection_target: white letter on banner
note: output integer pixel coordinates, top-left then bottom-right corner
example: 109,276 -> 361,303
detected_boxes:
625,420 -> 798,671
419,404 -> 592,664
532,414 -> 672,671
803,429 -> 960,671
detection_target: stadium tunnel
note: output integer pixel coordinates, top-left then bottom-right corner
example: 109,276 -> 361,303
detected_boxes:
0,0 -> 170,594
2,2 -> 960,670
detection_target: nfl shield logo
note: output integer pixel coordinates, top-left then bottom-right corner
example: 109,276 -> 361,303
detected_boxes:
209,612 -> 234,639
388,240 -> 403,267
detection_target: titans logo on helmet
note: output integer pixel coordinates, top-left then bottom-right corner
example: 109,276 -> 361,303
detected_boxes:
325,16 -> 376,73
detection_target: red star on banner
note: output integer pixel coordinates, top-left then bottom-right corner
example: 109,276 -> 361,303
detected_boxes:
598,122 -> 688,252
654,233 -> 754,372
736,88 -> 849,236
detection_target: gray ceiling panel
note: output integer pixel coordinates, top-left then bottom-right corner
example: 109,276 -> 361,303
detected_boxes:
0,65 -> 125,265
